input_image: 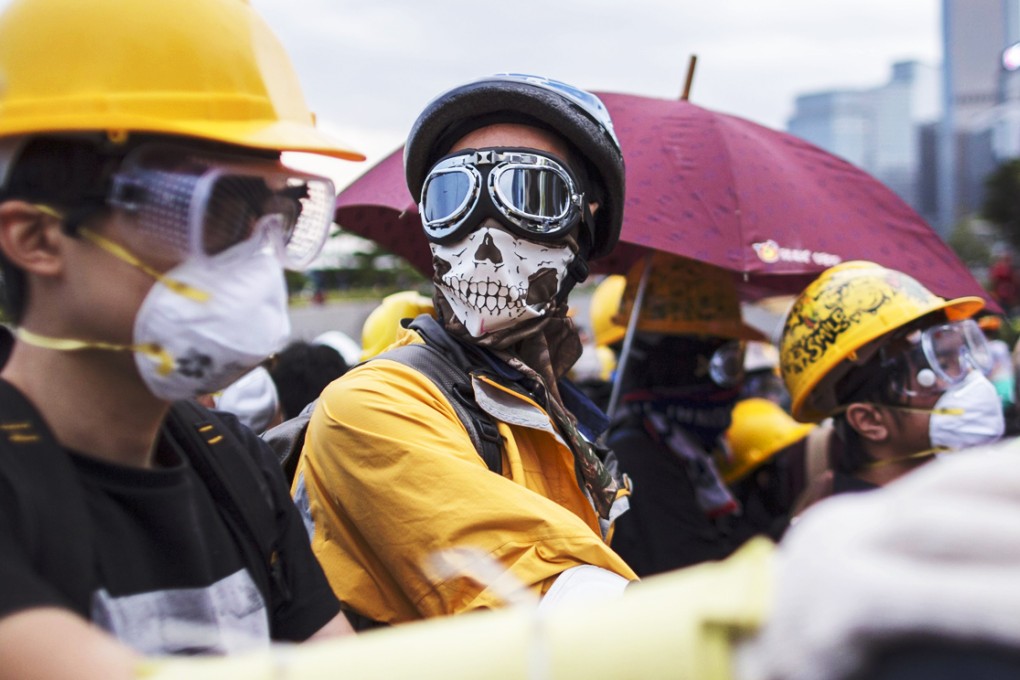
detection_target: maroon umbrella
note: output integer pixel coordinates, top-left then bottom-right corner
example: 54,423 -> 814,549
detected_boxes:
333,146 -> 430,274
334,93 -> 993,306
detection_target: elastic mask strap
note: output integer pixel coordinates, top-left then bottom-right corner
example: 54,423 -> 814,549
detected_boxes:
15,327 -> 176,376
78,228 -> 210,303
866,447 -> 944,469
833,401 -> 965,418
881,403 -> 965,417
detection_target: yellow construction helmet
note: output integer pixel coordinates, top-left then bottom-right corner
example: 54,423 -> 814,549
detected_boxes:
719,398 -> 814,484
615,252 -> 764,340
361,291 -> 435,361
780,261 -> 985,423
590,275 -> 627,348
0,0 -> 363,160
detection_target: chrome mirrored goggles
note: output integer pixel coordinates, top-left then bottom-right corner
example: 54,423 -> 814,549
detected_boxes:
882,318 -> 993,397
107,144 -> 335,269
419,148 -> 585,245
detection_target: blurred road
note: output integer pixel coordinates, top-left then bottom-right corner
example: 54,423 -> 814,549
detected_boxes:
286,291 -> 598,348
287,299 -> 380,344
287,291 -> 787,351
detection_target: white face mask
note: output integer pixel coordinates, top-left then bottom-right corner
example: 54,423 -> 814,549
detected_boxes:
928,370 -> 1005,451
429,225 -> 575,337
132,242 -> 290,401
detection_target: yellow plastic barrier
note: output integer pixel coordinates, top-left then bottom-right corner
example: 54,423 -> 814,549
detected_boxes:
138,539 -> 773,680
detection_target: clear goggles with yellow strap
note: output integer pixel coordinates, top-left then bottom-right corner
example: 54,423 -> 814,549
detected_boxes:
881,318 -> 993,397
107,144 -> 335,269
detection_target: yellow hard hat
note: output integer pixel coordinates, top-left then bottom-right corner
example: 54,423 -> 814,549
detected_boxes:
0,0 -> 363,160
595,345 -> 617,382
615,252 -> 764,340
360,291 -> 435,361
780,261 -> 985,423
590,275 -> 627,348
719,398 -> 814,484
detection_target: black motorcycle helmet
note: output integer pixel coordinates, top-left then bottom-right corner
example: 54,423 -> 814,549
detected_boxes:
404,73 -> 625,262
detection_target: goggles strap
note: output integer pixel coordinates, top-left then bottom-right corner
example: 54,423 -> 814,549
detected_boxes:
78,228 -> 210,303
15,327 -> 176,377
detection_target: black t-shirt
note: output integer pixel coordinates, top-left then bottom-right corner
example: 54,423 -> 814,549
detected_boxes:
0,403 -> 340,655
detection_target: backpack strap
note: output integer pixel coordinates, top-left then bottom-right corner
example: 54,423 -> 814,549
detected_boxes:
377,342 -> 504,475
165,400 -> 290,625
261,399 -> 317,486
0,379 -> 95,614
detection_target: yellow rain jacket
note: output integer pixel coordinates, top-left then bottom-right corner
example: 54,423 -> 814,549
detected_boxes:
292,325 -> 637,624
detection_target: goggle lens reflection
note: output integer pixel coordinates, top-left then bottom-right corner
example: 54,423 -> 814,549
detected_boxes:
420,149 -> 582,244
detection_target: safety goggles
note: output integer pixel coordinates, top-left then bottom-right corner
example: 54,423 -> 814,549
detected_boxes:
419,148 -> 585,245
708,340 -> 746,389
107,144 -> 335,269
882,319 -> 993,397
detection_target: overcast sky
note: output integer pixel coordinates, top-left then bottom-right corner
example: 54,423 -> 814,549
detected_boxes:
248,0 -> 941,188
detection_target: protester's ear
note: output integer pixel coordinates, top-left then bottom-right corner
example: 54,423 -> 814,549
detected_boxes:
844,403 -> 890,442
0,201 -> 65,277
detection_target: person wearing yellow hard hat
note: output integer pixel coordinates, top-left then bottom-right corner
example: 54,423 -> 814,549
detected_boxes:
716,397 -> 815,540
0,0 -> 363,675
567,275 -> 626,410
779,261 -> 1003,506
607,252 -> 767,575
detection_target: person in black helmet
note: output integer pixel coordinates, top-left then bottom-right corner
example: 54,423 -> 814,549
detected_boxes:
292,74 -> 638,628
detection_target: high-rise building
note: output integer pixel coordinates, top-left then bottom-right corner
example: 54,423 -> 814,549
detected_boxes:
787,61 -> 940,224
939,0 -> 1020,231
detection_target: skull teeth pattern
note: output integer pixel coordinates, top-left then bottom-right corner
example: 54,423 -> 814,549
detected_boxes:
441,276 -> 527,316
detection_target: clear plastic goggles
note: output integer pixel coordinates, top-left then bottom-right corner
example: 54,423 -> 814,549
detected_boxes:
107,144 -> 335,269
883,319 -> 993,397
709,340 -> 746,389
419,149 -> 584,245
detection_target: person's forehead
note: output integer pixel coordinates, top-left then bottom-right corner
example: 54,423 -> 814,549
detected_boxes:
447,123 -> 572,161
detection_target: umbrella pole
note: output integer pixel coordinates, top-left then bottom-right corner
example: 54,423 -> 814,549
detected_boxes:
680,54 -> 698,101
606,252 -> 654,421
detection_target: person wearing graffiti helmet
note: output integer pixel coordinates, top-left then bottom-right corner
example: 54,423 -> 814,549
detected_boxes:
292,73 -> 637,628
779,261 -> 1004,506
0,0 -> 364,677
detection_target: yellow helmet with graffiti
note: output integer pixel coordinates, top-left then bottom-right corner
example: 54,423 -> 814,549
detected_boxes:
615,251 -> 764,340
779,261 -> 985,422
719,398 -> 814,484
590,275 -> 627,348
361,291 -> 435,361
0,0 -> 362,160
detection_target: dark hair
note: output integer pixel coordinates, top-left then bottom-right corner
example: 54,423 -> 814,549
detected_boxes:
0,134 -> 281,323
0,136 -> 124,322
267,340 -> 349,419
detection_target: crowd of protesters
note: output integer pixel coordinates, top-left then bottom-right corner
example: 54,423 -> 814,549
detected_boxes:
1,1 -> 1019,679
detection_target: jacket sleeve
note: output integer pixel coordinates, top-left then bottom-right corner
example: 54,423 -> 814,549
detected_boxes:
296,359 -> 634,623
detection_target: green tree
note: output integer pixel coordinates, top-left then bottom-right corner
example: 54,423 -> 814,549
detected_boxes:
982,159 -> 1020,250
947,218 -> 993,269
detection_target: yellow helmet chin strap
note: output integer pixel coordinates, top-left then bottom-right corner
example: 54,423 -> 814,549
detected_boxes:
14,327 -> 176,376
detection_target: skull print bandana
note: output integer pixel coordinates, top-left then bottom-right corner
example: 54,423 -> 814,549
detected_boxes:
430,224 -> 576,338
